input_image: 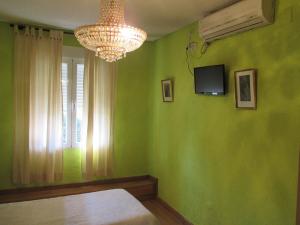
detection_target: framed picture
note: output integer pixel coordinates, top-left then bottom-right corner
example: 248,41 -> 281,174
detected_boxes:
235,69 -> 257,109
161,79 -> 173,102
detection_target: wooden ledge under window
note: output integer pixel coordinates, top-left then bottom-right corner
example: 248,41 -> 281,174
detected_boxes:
0,175 -> 158,204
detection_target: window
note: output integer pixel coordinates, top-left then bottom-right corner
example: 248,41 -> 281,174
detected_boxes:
61,57 -> 84,148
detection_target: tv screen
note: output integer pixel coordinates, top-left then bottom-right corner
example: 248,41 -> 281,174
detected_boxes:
194,64 -> 225,95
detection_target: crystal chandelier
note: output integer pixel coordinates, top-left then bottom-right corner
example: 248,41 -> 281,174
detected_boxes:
75,0 -> 147,62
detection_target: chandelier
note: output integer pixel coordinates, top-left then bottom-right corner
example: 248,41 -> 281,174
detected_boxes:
75,0 -> 147,62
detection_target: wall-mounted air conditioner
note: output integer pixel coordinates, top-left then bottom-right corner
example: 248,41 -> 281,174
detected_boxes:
199,0 -> 275,43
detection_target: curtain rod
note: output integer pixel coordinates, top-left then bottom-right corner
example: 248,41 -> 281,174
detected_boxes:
10,24 -> 74,35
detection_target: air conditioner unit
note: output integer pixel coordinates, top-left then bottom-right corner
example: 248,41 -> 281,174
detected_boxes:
199,0 -> 275,43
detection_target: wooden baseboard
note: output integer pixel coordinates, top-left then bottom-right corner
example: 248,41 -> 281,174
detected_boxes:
157,197 -> 193,225
0,175 -> 158,204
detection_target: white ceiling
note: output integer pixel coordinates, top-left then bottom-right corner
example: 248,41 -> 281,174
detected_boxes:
0,0 -> 239,40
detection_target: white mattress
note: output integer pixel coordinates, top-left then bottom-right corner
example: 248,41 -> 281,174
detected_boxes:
0,189 -> 160,225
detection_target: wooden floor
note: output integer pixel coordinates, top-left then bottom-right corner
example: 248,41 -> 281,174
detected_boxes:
143,199 -> 189,225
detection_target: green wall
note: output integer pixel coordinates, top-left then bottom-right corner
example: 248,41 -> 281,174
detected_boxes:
149,0 -> 300,224
0,23 -> 14,189
0,25 -> 154,189
114,42 -> 154,177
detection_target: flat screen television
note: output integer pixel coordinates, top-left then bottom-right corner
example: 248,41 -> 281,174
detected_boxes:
194,64 -> 226,95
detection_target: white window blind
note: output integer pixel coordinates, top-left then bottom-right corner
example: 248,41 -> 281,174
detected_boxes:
61,58 -> 84,148
74,63 -> 84,145
61,62 -> 70,147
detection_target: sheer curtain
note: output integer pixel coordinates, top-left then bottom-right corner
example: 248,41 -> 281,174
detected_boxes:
81,50 -> 116,179
13,26 -> 63,184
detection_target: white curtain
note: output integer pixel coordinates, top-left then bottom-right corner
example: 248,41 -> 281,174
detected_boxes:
81,50 -> 116,179
13,26 -> 64,184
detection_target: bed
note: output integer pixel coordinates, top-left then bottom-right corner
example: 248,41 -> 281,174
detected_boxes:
0,189 -> 160,225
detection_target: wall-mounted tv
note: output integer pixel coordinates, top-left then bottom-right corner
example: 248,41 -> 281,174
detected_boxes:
194,64 -> 226,96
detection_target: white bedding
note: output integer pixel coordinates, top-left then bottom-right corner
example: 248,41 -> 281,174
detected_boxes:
0,189 -> 160,225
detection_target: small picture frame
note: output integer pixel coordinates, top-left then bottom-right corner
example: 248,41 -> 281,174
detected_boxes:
161,79 -> 173,102
235,69 -> 257,109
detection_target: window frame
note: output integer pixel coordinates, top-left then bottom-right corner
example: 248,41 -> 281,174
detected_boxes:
62,56 -> 84,149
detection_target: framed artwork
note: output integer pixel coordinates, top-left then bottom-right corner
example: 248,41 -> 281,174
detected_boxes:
235,69 -> 257,109
161,79 -> 173,102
